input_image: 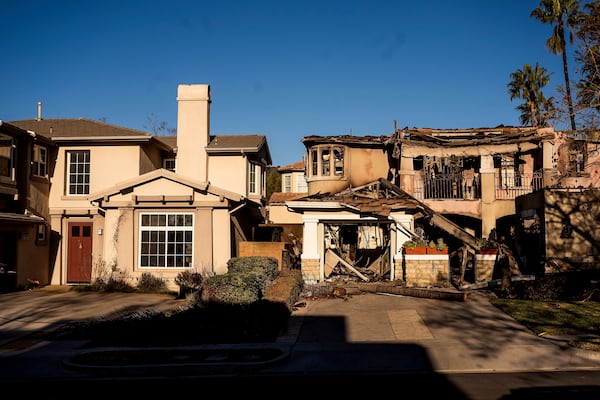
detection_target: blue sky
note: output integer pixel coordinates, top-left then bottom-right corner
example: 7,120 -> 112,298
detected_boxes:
1,0 -> 572,167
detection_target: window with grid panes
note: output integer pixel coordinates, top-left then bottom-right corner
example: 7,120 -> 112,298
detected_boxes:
139,213 -> 193,268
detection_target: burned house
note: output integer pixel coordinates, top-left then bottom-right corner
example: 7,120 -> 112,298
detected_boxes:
277,125 -> 599,287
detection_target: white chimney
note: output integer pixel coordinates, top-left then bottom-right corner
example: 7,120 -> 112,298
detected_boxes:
175,84 -> 211,182
37,101 -> 42,121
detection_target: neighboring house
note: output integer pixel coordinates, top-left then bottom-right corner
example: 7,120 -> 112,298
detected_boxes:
0,120 -> 55,292
279,160 -> 308,193
286,125 -> 600,286
8,84 -> 272,291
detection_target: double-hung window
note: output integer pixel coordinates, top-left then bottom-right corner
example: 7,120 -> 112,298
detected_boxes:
139,212 -> 193,268
249,162 -> 262,195
283,175 -> 292,193
32,144 -> 47,178
67,150 -> 90,195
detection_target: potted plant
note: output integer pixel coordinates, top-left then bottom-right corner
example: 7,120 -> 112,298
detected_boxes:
477,238 -> 498,254
427,238 -> 448,254
404,238 -> 428,254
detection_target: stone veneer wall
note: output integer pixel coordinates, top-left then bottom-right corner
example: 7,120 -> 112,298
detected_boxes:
301,258 -> 320,284
396,255 -> 450,287
474,254 -> 496,282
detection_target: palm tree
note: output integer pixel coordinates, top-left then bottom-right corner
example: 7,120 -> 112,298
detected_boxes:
530,0 -> 582,131
508,62 -> 552,126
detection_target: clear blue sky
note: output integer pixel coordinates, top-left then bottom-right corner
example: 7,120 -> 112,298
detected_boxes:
1,0 -> 572,167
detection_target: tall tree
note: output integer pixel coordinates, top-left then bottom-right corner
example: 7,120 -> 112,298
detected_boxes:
574,0 -> 600,128
508,62 -> 553,126
530,0 -> 582,131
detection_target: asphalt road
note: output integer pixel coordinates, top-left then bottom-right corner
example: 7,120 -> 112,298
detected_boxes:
1,285 -> 600,399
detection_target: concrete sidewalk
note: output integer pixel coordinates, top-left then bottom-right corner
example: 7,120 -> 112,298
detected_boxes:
263,290 -> 600,375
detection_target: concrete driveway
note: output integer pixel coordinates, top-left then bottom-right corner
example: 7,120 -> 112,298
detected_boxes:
0,285 -> 186,348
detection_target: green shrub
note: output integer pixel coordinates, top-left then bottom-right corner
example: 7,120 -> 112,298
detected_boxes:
137,273 -> 168,293
226,256 -> 279,294
203,272 -> 262,305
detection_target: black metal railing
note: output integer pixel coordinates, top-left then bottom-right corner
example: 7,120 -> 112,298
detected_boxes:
413,171 -> 543,200
495,171 -> 543,199
414,173 -> 480,200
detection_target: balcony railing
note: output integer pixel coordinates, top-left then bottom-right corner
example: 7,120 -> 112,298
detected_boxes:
413,171 -> 543,201
495,171 -> 543,199
414,173 -> 480,200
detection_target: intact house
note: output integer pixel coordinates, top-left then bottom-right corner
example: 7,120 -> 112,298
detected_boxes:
5,84 -> 272,292
0,120 -> 55,292
268,125 -> 600,287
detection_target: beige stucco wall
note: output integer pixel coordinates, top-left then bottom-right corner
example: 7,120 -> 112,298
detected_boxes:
92,177 -> 235,291
15,226 -> 49,288
307,146 -> 389,195
50,145 -> 143,211
208,155 -> 247,196
211,208 -> 232,275
268,204 -> 304,224
544,189 -> 600,266
176,84 -> 210,182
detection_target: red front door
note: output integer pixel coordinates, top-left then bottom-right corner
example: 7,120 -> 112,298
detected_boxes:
67,222 -> 93,283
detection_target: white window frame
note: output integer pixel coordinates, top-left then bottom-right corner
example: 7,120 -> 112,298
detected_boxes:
139,212 -> 194,268
283,175 -> 292,193
32,144 -> 48,178
66,150 -> 90,195
249,162 -> 260,195
296,173 -> 308,192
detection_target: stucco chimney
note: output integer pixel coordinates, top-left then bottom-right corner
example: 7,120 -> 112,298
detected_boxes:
176,84 -> 211,182
37,101 -> 42,121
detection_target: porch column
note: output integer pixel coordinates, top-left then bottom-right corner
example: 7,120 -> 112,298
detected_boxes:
398,154 -> 415,195
479,154 -> 496,237
391,214 -> 414,281
300,217 -> 321,283
542,139 -> 556,187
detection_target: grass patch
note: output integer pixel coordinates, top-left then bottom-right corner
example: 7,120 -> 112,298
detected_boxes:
490,298 -> 600,351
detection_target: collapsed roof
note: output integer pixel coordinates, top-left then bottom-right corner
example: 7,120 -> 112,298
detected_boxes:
289,178 -> 480,251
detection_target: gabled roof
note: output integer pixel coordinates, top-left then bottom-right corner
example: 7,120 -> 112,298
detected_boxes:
153,135 -> 177,149
277,160 -> 304,172
0,120 -> 54,146
87,169 -> 244,203
268,192 -> 308,204
10,118 -> 151,139
206,134 -> 272,164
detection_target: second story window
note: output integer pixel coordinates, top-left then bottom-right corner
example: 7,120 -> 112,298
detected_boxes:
297,173 -> 308,192
283,175 -> 292,192
163,158 -> 176,172
249,162 -> 264,195
0,134 -> 13,181
67,150 -> 90,195
32,144 -> 47,178
310,145 -> 345,178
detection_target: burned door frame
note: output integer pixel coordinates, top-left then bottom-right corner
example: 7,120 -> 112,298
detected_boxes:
322,220 -> 393,282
